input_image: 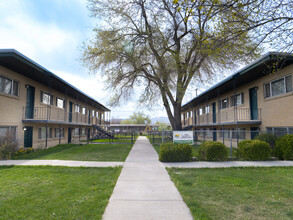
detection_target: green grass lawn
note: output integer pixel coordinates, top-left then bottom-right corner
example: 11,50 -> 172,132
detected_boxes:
93,139 -> 133,143
0,166 -> 121,219
168,167 -> 293,220
13,143 -> 132,161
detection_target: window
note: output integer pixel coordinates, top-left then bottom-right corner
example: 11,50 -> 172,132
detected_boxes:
186,112 -> 189,118
190,111 -> 193,118
232,128 -> 246,139
264,75 -> 292,98
41,91 -> 53,105
75,104 -> 80,113
231,93 -> 244,107
205,105 -> 210,114
199,108 -> 204,115
56,97 -> 65,108
0,75 -> 19,96
55,128 -> 64,138
92,110 -> 95,117
96,112 -> 99,118
266,127 -> 293,137
74,128 -> 80,136
82,107 -> 86,114
219,98 -> 229,109
81,128 -> 86,135
0,126 -> 16,137
38,127 -> 52,139
219,129 -> 230,138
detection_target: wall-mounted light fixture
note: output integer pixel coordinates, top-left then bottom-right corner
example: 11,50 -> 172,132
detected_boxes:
23,127 -> 27,131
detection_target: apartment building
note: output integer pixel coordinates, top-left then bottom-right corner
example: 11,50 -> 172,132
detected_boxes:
181,52 -> 293,145
0,49 -> 110,149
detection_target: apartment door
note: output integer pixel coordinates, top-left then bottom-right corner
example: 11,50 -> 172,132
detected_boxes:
212,102 -> 216,123
249,87 -> 258,120
68,128 -> 72,143
25,85 -> 35,119
194,110 -> 197,125
213,128 -> 217,141
24,126 -> 33,148
69,102 -> 73,122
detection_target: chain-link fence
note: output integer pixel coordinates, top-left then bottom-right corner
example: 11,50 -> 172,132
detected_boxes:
148,128 -> 293,157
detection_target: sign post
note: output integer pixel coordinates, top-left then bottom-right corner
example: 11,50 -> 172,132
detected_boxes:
173,131 -> 194,144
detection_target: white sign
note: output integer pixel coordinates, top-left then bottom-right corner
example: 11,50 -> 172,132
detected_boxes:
173,131 -> 193,144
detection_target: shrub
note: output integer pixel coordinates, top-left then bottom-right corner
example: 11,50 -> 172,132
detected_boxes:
198,141 -> 228,161
255,133 -> 278,148
237,139 -> 271,161
159,143 -> 192,162
274,135 -> 293,160
0,132 -> 18,159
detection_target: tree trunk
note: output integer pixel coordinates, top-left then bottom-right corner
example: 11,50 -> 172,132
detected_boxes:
171,104 -> 182,131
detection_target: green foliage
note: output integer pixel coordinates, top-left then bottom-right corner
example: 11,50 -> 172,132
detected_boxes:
274,135 -> 293,160
159,143 -> 192,162
0,132 -> 18,159
236,140 -> 271,161
121,112 -> 151,124
83,0 -> 260,130
198,141 -> 228,161
255,133 -> 278,148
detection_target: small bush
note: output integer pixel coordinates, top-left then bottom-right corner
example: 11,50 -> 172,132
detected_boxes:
198,141 -> 228,161
159,143 -> 192,162
274,135 -> 293,160
255,133 -> 278,148
0,132 -> 18,160
237,140 -> 271,161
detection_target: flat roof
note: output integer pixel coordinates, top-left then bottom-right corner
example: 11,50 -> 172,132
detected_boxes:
0,49 -> 110,111
182,52 -> 293,110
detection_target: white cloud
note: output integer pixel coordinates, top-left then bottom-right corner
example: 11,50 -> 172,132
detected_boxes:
0,11 -> 77,60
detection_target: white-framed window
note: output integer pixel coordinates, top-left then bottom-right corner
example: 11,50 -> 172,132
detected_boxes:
265,75 -> 292,98
92,110 -> 95,117
198,108 -> 202,116
219,98 -> 229,109
232,128 -> 246,139
231,93 -> 244,107
38,127 -> 52,139
219,129 -> 230,138
0,75 -> 19,96
0,126 -> 16,137
81,128 -> 86,135
74,128 -> 80,136
205,105 -> 210,114
96,111 -> 99,118
82,107 -> 86,114
190,111 -> 193,118
56,97 -> 65,108
75,104 -> 80,113
267,127 -> 293,137
41,91 -> 53,105
55,128 -> 64,138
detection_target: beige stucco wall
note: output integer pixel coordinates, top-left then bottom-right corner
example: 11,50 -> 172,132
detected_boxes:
0,65 -> 106,149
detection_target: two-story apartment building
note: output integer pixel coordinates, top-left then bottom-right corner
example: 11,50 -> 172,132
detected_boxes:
181,52 -> 293,146
0,49 -> 110,149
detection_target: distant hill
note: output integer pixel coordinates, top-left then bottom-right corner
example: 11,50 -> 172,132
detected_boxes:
151,117 -> 170,124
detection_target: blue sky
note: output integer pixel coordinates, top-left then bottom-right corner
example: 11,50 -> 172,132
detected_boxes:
0,0 -> 170,119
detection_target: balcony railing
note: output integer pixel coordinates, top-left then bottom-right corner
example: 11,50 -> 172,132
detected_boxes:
182,108 -> 261,127
22,107 -> 110,126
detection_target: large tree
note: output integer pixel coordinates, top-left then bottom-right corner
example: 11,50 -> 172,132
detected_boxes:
121,112 -> 151,124
83,0 -> 264,130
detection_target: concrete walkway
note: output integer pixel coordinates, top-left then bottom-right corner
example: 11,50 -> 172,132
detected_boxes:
0,160 -> 123,167
102,136 -> 193,220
